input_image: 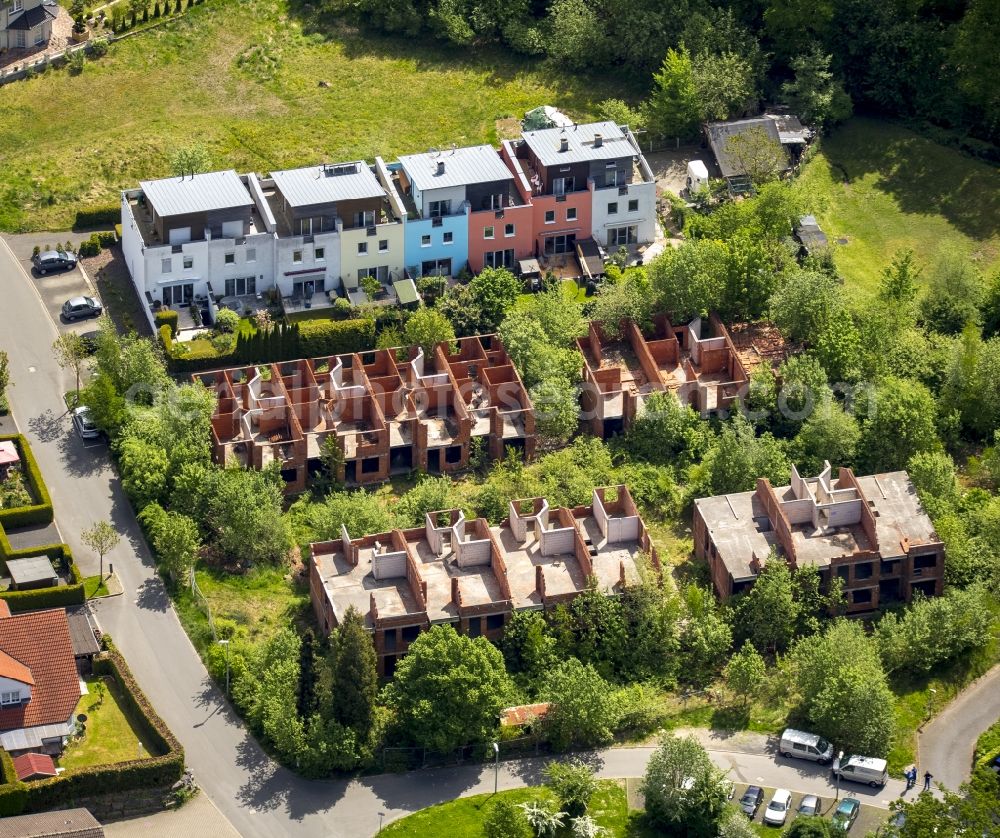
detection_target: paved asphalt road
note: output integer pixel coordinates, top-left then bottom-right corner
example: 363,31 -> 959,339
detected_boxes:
0,235 -> 971,836
920,664 -> 1000,790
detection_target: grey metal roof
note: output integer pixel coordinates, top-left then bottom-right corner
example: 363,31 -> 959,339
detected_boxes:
398,145 -> 514,192
6,556 -> 58,586
0,721 -> 75,754
520,121 -> 635,168
0,807 -> 103,838
140,170 -> 252,218
705,118 -> 790,179
65,605 -> 100,657
270,162 -> 385,208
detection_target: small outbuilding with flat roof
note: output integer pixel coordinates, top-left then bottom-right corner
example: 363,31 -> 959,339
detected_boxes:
6,556 -> 59,591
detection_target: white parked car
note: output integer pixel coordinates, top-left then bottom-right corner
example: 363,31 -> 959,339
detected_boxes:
763,789 -> 792,826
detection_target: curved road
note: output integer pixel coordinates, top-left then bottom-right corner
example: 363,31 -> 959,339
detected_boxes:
0,236 -> 981,835
919,664 -> 1000,790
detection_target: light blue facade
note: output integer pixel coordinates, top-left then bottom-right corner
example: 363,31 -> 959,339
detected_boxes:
402,211 -> 469,278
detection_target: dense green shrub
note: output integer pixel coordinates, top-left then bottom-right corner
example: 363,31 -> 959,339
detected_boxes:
298,318 -> 375,357
154,309 -> 179,337
74,206 -> 119,228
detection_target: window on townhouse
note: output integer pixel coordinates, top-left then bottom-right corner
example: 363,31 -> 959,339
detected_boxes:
378,239 -> 389,252
566,207 -> 577,221
12,0 -> 24,12
486,613 -> 505,631
552,176 -> 575,196
605,168 -> 619,188
0,691 -> 19,706
504,223 -> 515,237
224,276 -> 256,297
429,200 -> 451,218
15,30 -> 25,47
484,249 -> 515,269
443,231 -> 454,244
357,242 -> 368,255
225,253 -> 236,265
609,225 -> 637,246
608,202 -> 618,215
183,256 -> 193,270
421,234 -> 431,247
628,199 -> 639,212
246,248 -> 256,262
292,250 -> 302,263
315,247 -> 324,260
852,589 -> 873,604
354,210 -> 375,228
544,210 -> 555,224
161,258 -> 172,274
484,226 -> 495,239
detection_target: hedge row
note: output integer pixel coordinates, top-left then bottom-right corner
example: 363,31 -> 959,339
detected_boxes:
74,206 -> 120,229
0,435 -> 53,530
154,310 -> 179,338
0,544 -> 85,610
298,317 -> 375,356
0,646 -> 184,815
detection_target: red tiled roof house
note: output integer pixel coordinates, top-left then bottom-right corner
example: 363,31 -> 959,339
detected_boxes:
0,608 -> 81,755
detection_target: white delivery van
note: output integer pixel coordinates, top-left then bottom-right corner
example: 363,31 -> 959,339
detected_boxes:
778,728 -> 834,764
833,755 -> 889,788
686,160 -> 710,195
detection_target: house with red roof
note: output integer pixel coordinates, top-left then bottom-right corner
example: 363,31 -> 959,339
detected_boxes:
0,608 -> 81,755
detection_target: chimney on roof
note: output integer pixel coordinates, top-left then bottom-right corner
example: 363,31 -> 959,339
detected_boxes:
436,160 -> 446,175
593,133 -> 603,148
559,137 -> 569,153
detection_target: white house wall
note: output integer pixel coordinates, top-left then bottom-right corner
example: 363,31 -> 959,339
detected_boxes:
590,180 -> 656,248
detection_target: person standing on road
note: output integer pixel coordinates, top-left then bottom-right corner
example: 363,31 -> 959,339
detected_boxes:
923,770 -> 933,791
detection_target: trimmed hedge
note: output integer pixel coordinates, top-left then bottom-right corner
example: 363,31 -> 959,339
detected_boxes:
154,310 -> 179,338
298,317 -> 375,356
0,646 -> 185,815
0,435 -> 53,530
0,544 -> 85,610
74,206 -> 120,229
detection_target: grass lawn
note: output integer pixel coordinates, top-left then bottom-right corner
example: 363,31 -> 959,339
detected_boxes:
175,563 -> 311,651
59,675 -> 161,770
381,781 -> 655,837
796,117 -> 1000,300
0,0 -> 628,233
84,574 -> 110,598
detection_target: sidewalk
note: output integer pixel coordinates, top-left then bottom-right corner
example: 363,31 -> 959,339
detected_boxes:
103,791 -> 240,838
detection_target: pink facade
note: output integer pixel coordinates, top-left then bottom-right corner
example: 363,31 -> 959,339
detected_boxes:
467,202 -> 535,273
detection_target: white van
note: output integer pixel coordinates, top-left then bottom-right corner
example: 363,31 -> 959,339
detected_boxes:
833,755 -> 889,788
778,728 -> 834,765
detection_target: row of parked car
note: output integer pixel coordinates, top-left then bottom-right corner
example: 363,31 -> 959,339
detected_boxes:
30,249 -> 104,322
735,728 -> 890,831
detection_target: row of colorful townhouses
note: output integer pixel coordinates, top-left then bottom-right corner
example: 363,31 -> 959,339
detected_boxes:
120,121 -> 657,330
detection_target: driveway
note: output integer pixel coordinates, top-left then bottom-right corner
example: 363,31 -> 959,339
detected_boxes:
919,664 -> 1000,790
1,232 -> 102,336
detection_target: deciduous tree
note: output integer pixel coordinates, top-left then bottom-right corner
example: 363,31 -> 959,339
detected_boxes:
645,48 -> 701,140
724,641 -> 766,707
82,520 -> 121,583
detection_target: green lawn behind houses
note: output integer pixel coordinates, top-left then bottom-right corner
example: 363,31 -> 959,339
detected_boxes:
796,117 -> 1000,299
0,0 -> 626,232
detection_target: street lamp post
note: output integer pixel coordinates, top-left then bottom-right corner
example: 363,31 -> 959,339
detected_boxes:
378,812 -> 385,833
834,750 -> 844,801
492,741 -> 500,795
218,639 -> 230,697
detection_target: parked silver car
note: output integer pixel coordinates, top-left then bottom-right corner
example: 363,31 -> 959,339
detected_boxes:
72,406 -> 100,440
62,296 -> 103,321
32,249 -> 77,275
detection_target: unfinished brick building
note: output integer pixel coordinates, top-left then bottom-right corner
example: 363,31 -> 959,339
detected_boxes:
693,463 -> 945,613
310,485 -> 658,675
193,334 -> 536,493
579,313 -> 749,437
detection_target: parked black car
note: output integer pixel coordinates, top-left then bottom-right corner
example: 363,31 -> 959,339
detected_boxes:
739,785 -> 764,817
32,249 -> 77,275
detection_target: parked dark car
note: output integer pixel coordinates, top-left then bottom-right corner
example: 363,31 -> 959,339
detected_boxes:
832,798 -> 861,832
61,296 -> 103,321
32,249 -> 77,274
739,785 -> 764,817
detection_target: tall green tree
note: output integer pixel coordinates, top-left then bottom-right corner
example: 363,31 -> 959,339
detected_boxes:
297,629 -> 319,721
403,305 -> 456,358
645,48 -> 701,140
542,658 -> 619,751
724,641 -> 767,707
641,733 -> 730,837
734,560 -> 797,653
768,269 -> 841,344
331,607 -> 378,737
859,377 -> 939,473
82,520 -> 121,584
781,46 -> 852,128
386,625 -> 513,753
692,50 -> 758,121
52,333 -> 89,401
